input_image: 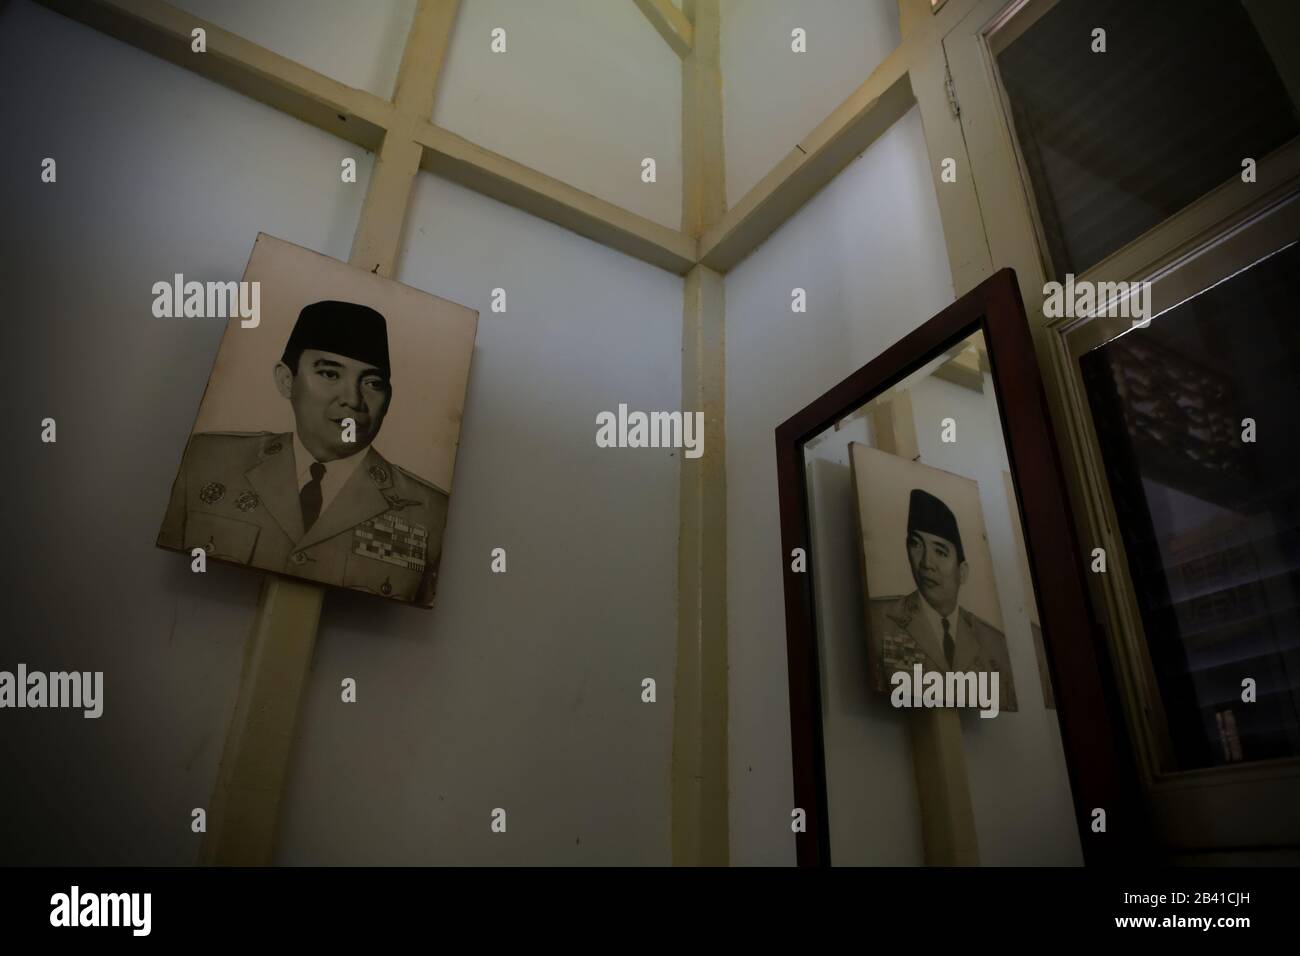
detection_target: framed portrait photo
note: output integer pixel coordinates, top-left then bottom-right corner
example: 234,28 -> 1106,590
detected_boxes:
157,233 -> 478,608
850,444 -> 1017,712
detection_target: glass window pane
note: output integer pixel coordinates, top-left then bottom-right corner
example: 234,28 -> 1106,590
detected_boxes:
1079,238 -> 1300,771
997,0 -> 1300,278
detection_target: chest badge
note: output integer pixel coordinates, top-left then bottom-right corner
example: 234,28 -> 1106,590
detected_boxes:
353,512 -> 428,571
199,481 -> 226,505
882,634 -> 927,671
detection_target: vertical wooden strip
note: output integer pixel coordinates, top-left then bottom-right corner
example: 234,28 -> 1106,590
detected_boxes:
349,127 -> 425,277
394,0 -> 461,118
681,0 -> 725,238
353,0 -> 462,276
673,0 -> 728,868
199,1 -> 460,867
868,391 -> 920,460
909,36 -> 993,296
909,709 -> 980,864
199,577 -> 323,865
675,264 -> 728,866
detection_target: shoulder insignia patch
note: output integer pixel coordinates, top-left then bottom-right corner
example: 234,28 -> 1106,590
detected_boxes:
393,464 -> 443,494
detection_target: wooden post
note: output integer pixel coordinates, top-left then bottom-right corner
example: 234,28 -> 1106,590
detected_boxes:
873,394 -> 980,866
199,577 -> 324,865
672,0 -> 729,867
198,0 -> 462,866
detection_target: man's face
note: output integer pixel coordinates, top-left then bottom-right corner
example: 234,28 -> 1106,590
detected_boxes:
274,348 -> 391,462
906,529 -> 968,616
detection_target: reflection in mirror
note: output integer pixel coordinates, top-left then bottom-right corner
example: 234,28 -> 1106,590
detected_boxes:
1080,239 -> 1300,772
802,330 -> 1079,865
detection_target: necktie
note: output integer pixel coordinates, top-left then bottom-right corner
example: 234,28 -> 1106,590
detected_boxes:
300,461 -> 326,531
942,617 -> 955,669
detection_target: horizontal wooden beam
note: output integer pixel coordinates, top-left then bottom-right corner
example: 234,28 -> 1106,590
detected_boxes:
38,0 -> 392,152
39,0 -> 926,281
415,122 -> 698,274
699,46 -> 914,272
933,345 -> 984,391
633,0 -> 693,58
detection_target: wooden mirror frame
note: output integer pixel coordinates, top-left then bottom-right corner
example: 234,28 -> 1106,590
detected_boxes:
774,269 -> 1150,866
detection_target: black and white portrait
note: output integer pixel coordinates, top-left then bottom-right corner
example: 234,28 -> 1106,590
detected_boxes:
850,443 -> 1017,710
157,234 -> 478,608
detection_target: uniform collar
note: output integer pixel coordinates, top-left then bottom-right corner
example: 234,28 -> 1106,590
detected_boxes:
292,431 -> 368,489
916,593 -> 960,646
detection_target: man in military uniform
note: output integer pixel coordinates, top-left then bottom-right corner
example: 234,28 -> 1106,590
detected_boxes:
158,300 -> 449,606
866,489 -> 1017,710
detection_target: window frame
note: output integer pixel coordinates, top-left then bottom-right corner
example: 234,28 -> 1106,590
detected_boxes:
938,0 -> 1300,853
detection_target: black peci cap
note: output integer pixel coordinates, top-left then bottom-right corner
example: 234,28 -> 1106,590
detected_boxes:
281,300 -> 390,378
907,488 -> 964,562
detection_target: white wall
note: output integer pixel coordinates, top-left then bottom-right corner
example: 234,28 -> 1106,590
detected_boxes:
0,0 -> 373,865
171,0 -> 416,100
434,0 -> 682,230
725,105 -> 956,865
720,0 -> 900,207
0,0 -> 681,866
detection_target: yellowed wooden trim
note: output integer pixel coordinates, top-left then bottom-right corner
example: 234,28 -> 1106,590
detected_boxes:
199,577 -> 323,865
351,1 -> 462,276
672,0 -> 727,867
933,346 -> 983,391
393,0 -> 461,119
909,709 -> 980,865
897,0 -> 931,40
681,0 -> 724,238
414,122 -> 698,274
350,125 -> 427,277
908,37 -> 993,296
868,392 -> 919,461
983,0 -> 1060,58
673,264 -> 728,866
699,48 -> 914,271
37,0 -> 393,152
633,0 -> 694,58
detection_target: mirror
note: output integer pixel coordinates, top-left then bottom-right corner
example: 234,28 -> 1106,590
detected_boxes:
775,270 -> 1137,866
